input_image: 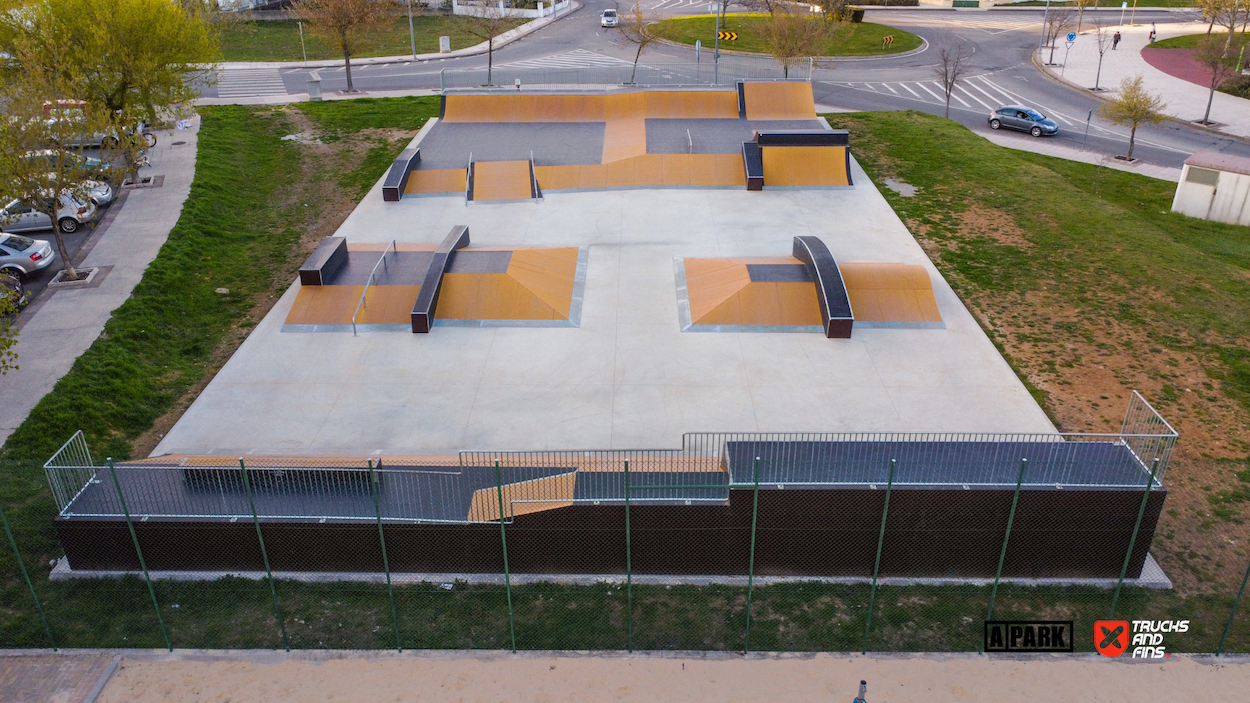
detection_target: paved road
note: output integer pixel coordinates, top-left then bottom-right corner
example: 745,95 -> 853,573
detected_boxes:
203,7 -> 1250,169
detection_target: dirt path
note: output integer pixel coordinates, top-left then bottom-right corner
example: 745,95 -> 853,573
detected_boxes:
98,652 -> 1250,703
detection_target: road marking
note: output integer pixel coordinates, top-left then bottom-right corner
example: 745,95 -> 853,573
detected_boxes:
916,82 -> 944,102
980,76 -> 1077,125
965,79 -> 1007,108
939,82 -> 971,107
215,67 -> 287,98
899,83 -> 920,97
881,83 -> 899,94
955,84 -> 993,110
499,49 -> 632,70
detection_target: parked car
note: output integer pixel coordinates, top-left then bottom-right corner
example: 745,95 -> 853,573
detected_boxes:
46,173 -> 113,207
1,271 -> 27,310
0,232 -> 56,280
987,105 -> 1058,137
0,193 -> 97,234
22,150 -> 112,178
601,9 -> 618,27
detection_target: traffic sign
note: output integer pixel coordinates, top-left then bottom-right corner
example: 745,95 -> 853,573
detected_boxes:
882,35 -> 895,49
1067,31 -> 1076,42
718,31 -> 737,41
1065,41 -> 1074,50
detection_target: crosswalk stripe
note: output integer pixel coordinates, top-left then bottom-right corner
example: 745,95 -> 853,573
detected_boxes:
916,81 -> 944,102
500,49 -> 631,70
938,82 -> 970,107
969,76 -> 1014,106
900,83 -> 919,97
882,83 -> 898,94
216,67 -> 286,98
979,76 -> 1077,126
955,84 -> 993,110
965,80 -> 1007,108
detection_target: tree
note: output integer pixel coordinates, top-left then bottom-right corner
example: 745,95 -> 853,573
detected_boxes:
1074,0 -> 1091,34
1193,33 -> 1246,124
1099,75 -> 1165,161
294,0 -> 397,93
811,0 -> 851,22
1092,21 -> 1112,91
618,3 -> 657,84
1,285 -> 20,376
761,7 -> 841,79
454,3 -> 516,87
1196,0 -> 1233,37
932,34 -> 972,119
1,0 -> 218,123
1044,7 -> 1076,65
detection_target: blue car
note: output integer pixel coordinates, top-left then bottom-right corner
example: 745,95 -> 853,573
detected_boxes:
988,105 -> 1059,137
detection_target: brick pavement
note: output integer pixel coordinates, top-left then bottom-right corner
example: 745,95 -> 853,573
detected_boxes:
0,655 -> 116,703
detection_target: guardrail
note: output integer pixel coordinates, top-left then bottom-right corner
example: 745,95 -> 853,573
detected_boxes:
351,239 -> 397,337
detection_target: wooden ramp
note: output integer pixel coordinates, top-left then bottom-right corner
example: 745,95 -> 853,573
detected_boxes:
472,160 -> 533,201
466,472 -> 576,521
285,285 -> 421,325
761,146 -> 850,187
684,258 -> 822,327
742,82 -> 817,121
442,91 -> 739,124
839,263 -> 943,324
535,154 -> 745,190
437,247 -> 579,321
404,168 -> 466,195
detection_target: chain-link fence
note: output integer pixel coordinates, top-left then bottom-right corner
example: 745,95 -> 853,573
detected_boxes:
5,393 -> 1250,654
439,58 -> 814,92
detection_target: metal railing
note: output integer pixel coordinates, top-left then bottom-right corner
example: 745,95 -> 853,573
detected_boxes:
350,239 -> 397,336
45,394 -> 1175,523
439,58 -> 813,92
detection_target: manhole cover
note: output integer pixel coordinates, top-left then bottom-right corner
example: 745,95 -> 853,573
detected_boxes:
171,140 -> 187,145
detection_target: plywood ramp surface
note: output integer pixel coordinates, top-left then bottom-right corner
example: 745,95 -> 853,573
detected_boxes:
467,472 -> 576,521
536,154 -> 744,190
840,262 -> 942,323
437,247 -> 579,321
286,285 -> 421,325
743,82 -> 817,120
761,146 -> 849,187
684,259 -> 752,322
697,282 -> 822,326
404,168 -> 467,195
443,91 -> 740,124
602,117 -> 648,163
473,160 -> 532,201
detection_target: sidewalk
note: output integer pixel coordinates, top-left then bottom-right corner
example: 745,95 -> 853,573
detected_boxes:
0,118 -> 200,448
218,2 -> 580,71
1038,21 -> 1250,139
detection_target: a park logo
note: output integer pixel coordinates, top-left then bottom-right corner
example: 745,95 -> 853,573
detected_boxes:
983,621 -> 1074,653
1094,620 -> 1130,658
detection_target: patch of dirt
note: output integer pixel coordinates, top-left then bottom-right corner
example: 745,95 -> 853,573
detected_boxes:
128,108 -> 401,459
955,204 -> 1034,250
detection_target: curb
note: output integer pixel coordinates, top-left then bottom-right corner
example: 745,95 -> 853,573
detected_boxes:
1030,49 -> 1250,148
648,23 -> 929,63
218,3 -> 581,70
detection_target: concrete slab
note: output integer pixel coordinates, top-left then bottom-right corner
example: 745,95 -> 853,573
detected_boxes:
154,150 -> 1055,457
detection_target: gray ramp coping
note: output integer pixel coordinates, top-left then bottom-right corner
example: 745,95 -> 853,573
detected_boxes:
411,225 -> 470,333
792,235 -> 853,338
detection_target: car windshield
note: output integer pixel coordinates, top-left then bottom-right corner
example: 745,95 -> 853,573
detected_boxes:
604,9 -> 615,15
0,233 -> 35,251
1025,109 -> 1046,121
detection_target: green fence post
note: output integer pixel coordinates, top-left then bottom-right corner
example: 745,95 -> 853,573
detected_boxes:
861,458 -> 896,655
1109,458 -> 1161,618
106,458 -> 172,652
1217,553 -> 1250,655
238,458 -> 290,652
983,457 -> 1028,652
369,459 -> 402,652
0,502 -> 56,650
624,459 -> 634,653
495,460 -> 517,653
744,456 -> 761,655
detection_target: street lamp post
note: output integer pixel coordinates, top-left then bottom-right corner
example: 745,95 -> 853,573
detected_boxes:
408,0 -> 417,59
1038,0 -> 1052,53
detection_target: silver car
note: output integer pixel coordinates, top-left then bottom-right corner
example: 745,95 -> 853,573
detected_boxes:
0,232 -> 56,279
987,105 -> 1059,137
0,193 -> 97,234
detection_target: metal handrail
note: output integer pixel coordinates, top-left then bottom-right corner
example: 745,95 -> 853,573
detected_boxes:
351,239 -> 397,337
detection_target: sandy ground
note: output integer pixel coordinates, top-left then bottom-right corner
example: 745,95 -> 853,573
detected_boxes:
97,651 -> 1250,703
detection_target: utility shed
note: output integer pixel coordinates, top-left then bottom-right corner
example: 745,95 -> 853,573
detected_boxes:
1172,151 -> 1250,226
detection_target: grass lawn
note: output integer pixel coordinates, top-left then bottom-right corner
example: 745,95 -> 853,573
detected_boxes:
3,104 -> 1250,652
1152,31 -> 1250,49
648,15 -> 922,57
217,17 -> 526,62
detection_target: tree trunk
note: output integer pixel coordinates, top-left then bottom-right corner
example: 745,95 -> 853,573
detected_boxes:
1127,123 -> 1137,160
1094,52 -> 1105,90
46,204 -> 77,280
944,89 -> 951,119
488,35 -> 494,85
1204,81 -> 1217,123
1049,40 -> 1057,64
342,35 -> 354,93
631,42 -> 643,83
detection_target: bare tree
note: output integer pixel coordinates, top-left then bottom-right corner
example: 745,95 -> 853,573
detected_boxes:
1193,33 -> 1246,124
932,34 -> 973,119
1196,0 -> 1232,37
1092,21 -> 1113,91
618,3 -> 657,84
294,0 -> 397,93
761,7 -> 842,78
1044,8 -> 1076,65
1099,75 -> 1165,160
1074,0 -> 1092,34
456,3 -> 517,86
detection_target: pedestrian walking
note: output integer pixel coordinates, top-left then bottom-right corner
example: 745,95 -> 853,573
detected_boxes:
1113,31 -> 1121,50
1149,23 -> 1156,43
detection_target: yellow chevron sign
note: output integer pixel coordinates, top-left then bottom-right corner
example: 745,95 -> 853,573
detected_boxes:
718,31 -> 738,41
